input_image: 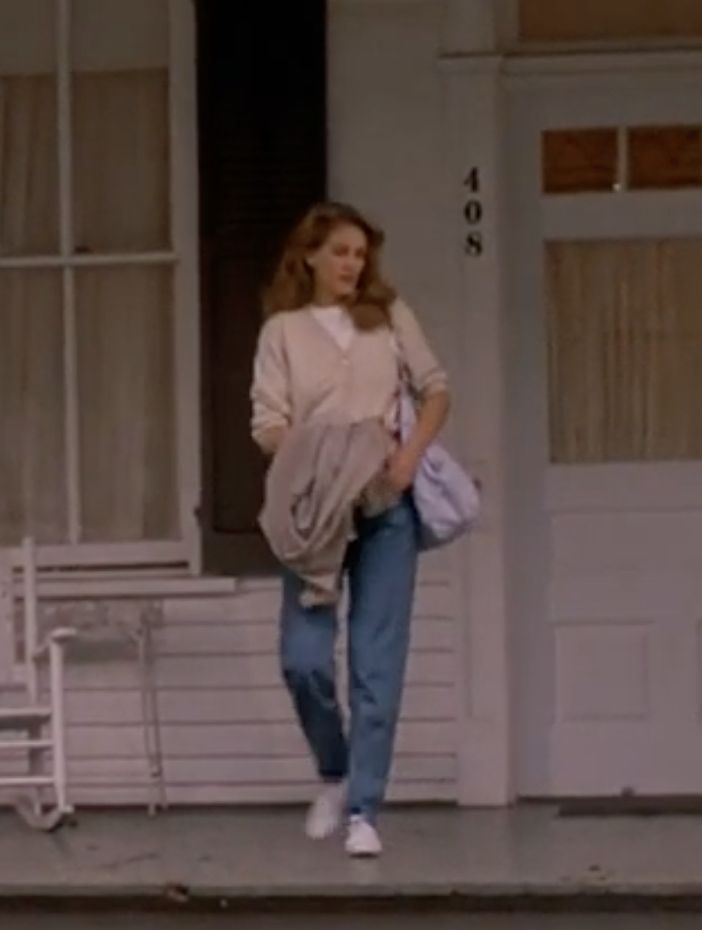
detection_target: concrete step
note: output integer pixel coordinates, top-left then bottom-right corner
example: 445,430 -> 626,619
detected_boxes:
2,805 -> 702,929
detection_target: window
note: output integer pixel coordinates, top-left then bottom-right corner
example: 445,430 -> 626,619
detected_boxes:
543,126 -> 702,194
628,126 -> 702,190
542,129 -> 618,194
0,0 -> 194,565
519,0 -> 702,44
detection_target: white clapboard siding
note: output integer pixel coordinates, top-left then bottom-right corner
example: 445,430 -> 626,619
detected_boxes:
64,684 -> 455,725
64,721 -> 454,758
0,565 -> 460,807
62,651 -> 454,690
153,618 -> 455,655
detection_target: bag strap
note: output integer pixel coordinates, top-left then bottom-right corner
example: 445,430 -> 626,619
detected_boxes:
388,322 -> 416,400
388,325 -> 419,442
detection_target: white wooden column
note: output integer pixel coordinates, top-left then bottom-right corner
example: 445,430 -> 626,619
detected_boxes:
439,52 -> 514,806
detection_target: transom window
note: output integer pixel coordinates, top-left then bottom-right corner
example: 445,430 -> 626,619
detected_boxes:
519,0 -> 702,44
543,125 -> 702,194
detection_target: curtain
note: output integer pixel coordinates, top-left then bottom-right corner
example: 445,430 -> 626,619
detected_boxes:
0,75 -> 58,255
73,69 -> 176,541
546,239 -> 702,463
76,265 -> 178,541
72,70 -> 169,253
0,271 -> 67,544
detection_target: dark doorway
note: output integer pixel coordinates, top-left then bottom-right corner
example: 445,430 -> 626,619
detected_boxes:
196,1 -> 327,574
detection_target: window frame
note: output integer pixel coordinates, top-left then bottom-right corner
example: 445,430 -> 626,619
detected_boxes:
0,0 -> 200,572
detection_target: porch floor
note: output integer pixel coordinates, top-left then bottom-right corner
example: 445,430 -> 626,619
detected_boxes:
1,803 -> 702,909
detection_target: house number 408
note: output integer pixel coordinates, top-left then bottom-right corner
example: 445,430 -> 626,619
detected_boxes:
463,167 -> 483,257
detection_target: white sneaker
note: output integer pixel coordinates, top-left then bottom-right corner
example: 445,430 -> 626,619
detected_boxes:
305,781 -> 346,839
344,815 -> 383,857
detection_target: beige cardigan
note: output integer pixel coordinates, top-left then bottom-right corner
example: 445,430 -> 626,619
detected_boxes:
250,298 -> 448,453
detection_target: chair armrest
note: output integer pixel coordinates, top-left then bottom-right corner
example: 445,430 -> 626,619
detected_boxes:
33,627 -> 78,660
49,627 -> 78,644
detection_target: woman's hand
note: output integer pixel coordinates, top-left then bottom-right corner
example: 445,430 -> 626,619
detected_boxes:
257,426 -> 288,457
386,444 -> 421,494
385,389 -> 450,493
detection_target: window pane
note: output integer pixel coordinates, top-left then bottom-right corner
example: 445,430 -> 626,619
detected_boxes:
0,271 -> 67,544
628,126 -> 702,190
542,129 -> 618,194
73,70 -> 170,253
76,266 -> 178,541
520,0 -> 702,42
545,239 -> 702,463
0,76 -> 59,255
0,0 -> 55,75
72,0 -> 168,73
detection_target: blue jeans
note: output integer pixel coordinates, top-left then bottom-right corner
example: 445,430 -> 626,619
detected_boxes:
280,496 -> 419,822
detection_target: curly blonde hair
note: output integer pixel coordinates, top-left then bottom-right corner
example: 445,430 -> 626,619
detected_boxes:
262,201 -> 396,330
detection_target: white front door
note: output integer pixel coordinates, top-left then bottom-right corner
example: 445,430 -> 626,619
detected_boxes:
507,55 -> 702,797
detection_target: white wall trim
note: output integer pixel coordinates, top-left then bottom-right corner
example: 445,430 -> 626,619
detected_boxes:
513,37 -> 702,58
542,191 -> 702,241
439,48 -> 702,80
504,49 -> 702,77
495,0 -> 519,49
439,1 -> 499,55
440,62 -> 514,807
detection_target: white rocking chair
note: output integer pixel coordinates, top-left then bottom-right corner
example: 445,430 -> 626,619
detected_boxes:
0,538 -> 76,830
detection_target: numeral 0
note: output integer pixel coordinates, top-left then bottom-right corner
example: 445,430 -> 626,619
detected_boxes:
463,200 -> 483,225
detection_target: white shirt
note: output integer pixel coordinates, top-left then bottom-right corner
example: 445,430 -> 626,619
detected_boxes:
310,305 -> 355,354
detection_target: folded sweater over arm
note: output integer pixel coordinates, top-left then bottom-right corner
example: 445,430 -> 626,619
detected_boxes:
259,419 -> 398,605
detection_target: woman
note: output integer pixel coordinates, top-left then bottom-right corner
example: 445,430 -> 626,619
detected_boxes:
250,202 -> 450,856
